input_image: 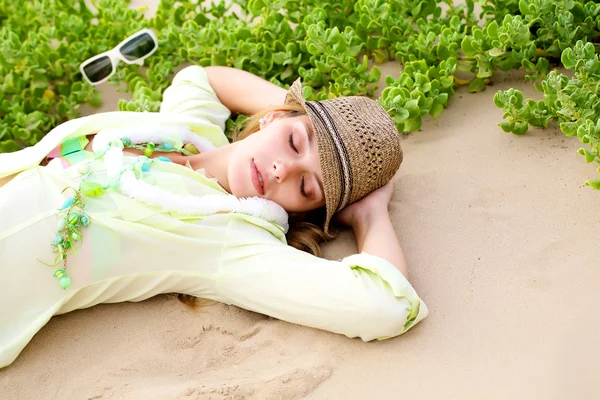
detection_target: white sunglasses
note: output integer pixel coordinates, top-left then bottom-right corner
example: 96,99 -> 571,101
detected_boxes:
79,28 -> 158,85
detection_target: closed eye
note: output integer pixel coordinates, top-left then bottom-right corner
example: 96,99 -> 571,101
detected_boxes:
288,133 -> 299,154
301,176 -> 308,198
290,130 -> 309,198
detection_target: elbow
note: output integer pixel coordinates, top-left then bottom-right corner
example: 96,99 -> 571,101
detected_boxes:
353,295 -> 427,341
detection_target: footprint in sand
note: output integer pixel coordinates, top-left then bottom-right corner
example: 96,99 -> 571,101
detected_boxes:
86,300 -> 335,399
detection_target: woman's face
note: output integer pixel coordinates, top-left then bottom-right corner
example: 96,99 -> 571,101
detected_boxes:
228,112 -> 326,213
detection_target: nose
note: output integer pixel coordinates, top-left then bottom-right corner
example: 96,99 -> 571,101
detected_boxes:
272,160 -> 292,183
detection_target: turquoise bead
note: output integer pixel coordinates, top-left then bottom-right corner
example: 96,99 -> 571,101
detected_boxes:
142,162 -> 151,172
59,197 -> 75,210
158,156 -> 172,163
163,143 -> 173,150
52,235 -> 64,245
57,218 -> 66,231
121,137 -> 132,146
80,214 -> 90,227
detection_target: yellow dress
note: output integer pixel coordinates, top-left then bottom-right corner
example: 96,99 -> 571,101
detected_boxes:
0,66 -> 427,368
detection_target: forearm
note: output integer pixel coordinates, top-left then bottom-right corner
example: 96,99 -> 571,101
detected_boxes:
352,210 -> 409,278
203,66 -> 287,115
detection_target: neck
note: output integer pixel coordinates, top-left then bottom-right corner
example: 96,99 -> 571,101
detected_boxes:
187,142 -> 237,193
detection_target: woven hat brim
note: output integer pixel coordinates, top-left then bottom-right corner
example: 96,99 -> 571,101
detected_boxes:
285,79 -> 338,234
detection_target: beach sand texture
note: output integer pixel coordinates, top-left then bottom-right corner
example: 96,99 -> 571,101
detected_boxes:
1,1 -> 600,399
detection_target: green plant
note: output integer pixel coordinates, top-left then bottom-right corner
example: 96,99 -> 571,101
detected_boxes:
2,0 -> 600,188
494,40 -> 600,188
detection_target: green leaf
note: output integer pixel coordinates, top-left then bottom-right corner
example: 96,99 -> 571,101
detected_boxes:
487,20 -> 499,40
536,58 -> 549,75
487,48 -> 505,57
0,139 -> 20,153
561,48 -> 576,70
439,76 -> 454,89
393,108 -> 410,123
405,100 -> 420,118
560,122 -> 578,137
586,178 -> 600,190
403,116 -> 422,132
468,78 -> 486,93
493,91 -> 506,108
476,58 -> 493,78
499,121 -> 515,132
578,148 -> 596,163
513,120 -> 529,135
430,101 -> 444,118
461,37 -> 477,57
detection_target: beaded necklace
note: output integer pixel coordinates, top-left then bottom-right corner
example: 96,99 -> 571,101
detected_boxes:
40,132 -> 194,290
40,126 -> 289,290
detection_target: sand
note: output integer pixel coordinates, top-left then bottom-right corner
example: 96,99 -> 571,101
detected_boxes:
2,2 -> 600,399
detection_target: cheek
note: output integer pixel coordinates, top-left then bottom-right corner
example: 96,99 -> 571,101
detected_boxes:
227,148 -> 250,196
271,183 -> 309,212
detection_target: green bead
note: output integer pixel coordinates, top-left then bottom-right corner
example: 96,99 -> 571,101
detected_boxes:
63,240 -> 72,249
143,148 -> 153,157
71,232 -> 80,241
59,275 -> 72,290
121,137 -> 132,146
147,142 -> 156,150
183,143 -> 200,155
54,269 -> 65,278
80,181 -> 105,197
68,214 -> 79,225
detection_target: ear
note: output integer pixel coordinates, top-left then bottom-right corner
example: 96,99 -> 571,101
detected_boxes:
260,110 -> 289,128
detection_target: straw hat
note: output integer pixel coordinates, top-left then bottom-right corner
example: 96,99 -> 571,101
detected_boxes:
285,78 -> 403,234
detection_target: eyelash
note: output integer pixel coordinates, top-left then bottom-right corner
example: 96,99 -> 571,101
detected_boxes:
288,133 -> 298,154
289,133 -> 309,198
300,176 -> 308,198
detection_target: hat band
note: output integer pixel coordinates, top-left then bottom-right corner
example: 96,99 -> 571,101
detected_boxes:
305,101 -> 353,211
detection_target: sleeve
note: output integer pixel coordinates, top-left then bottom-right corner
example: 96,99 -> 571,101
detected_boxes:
160,65 -> 232,134
217,229 -> 428,341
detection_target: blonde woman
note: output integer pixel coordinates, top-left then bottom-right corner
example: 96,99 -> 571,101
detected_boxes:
0,66 -> 427,368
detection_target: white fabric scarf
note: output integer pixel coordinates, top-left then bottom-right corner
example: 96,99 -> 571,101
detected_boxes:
93,125 -> 290,232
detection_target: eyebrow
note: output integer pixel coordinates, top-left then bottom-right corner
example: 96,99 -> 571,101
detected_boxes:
304,121 -> 325,203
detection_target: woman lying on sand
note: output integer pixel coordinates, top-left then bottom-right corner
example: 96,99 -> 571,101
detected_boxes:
0,65 -> 427,368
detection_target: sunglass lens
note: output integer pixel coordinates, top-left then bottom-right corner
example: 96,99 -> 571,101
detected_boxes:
119,33 -> 156,61
82,55 -> 113,83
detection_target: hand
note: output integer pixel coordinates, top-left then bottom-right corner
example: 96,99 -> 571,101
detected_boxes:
335,180 -> 395,228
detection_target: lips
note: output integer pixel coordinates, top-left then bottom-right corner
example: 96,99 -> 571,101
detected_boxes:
251,159 -> 265,195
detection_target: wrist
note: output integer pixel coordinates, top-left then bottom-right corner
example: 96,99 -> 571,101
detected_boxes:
351,207 -> 389,230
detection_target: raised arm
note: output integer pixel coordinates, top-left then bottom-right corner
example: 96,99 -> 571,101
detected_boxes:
203,66 -> 287,115
217,218 -> 427,341
336,180 -> 409,278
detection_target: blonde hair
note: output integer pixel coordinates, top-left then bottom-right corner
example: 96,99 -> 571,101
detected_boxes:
178,104 -> 337,308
